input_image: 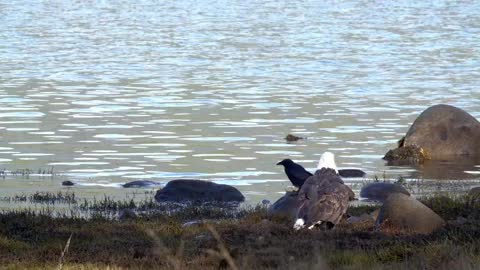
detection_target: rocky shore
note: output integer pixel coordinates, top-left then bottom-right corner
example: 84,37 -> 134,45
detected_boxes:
1,192 -> 480,269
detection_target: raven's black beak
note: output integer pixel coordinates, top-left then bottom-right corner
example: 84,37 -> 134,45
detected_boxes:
276,161 -> 282,165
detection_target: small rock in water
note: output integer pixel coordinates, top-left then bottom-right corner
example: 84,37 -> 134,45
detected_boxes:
123,180 -> 162,188
338,169 -> 366,178
62,181 -> 75,186
285,134 -> 303,142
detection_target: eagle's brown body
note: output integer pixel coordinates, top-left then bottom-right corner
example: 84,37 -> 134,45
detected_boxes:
296,168 -> 354,228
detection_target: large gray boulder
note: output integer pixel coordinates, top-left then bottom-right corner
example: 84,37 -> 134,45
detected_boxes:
375,193 -> 445,234
360,182 -> 410,202
384,104 -> 480,164
154,179 -> 245,203
267,191 -> 302,221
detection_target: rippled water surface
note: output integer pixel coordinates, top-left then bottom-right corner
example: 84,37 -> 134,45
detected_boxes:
1,0 -> 480,205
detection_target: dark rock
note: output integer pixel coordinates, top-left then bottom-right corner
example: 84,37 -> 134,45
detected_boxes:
285,134 -> 303,142
375,193 -> 445,234
384,104 -> 480,164
119,209 -> 137,220
261,199 -> 271,205
267,191 -> 302,221
123,180 -> 162,188
450,216 -> 468,226
338,169 -> 366,178
62,181 -> 75,186
154,179 -> 245,203
360,182 -> 410,202
468,187 -> 480,197
182,219 -> 219,227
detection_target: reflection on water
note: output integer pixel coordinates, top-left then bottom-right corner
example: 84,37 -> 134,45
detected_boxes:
1,0 -> 480,204
408,159 -> 480,180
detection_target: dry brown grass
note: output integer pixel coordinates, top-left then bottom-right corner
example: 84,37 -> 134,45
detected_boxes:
1,194 -> 480,269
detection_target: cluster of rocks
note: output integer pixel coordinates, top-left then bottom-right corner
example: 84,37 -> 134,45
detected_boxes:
62,104 -> 480,235
268,181 -> 446,234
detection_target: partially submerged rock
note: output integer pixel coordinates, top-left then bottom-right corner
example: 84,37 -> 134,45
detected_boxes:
154,179 -> 245,204
338,169 -> 366,178
285,134 -> 303,142
62,180 -> 75,186
383,145 -> 430,165
360,182 -> 410,202
375,193 -> 445,234
123,180 -> 162,188
119,209 -> 137,220
384,104 -> 480,165
267,191 -> 302,221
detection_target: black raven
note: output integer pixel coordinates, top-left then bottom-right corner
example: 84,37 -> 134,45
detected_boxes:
277,158 -> 366,189
276,159 -> 313,188
294,152 -> 354,230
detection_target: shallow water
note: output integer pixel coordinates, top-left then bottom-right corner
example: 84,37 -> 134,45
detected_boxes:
1,0 -> 480,205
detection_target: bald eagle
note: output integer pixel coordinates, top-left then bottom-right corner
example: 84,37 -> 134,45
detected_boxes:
294,152 -> 354,230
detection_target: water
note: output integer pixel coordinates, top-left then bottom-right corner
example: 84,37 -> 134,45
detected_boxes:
1,0 -> 480,205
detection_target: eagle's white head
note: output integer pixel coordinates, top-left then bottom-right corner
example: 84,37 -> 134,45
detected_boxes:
317,152 -> 338,173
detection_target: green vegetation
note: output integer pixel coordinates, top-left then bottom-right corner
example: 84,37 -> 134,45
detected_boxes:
0,194 -> 479,269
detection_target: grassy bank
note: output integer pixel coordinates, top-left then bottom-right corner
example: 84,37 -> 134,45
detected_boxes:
1,194 -> 480,270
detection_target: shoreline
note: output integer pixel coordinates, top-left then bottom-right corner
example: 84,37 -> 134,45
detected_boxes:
1,193 -> 479,269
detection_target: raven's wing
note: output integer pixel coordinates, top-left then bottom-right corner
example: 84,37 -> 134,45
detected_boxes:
286,163 -> 313,184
